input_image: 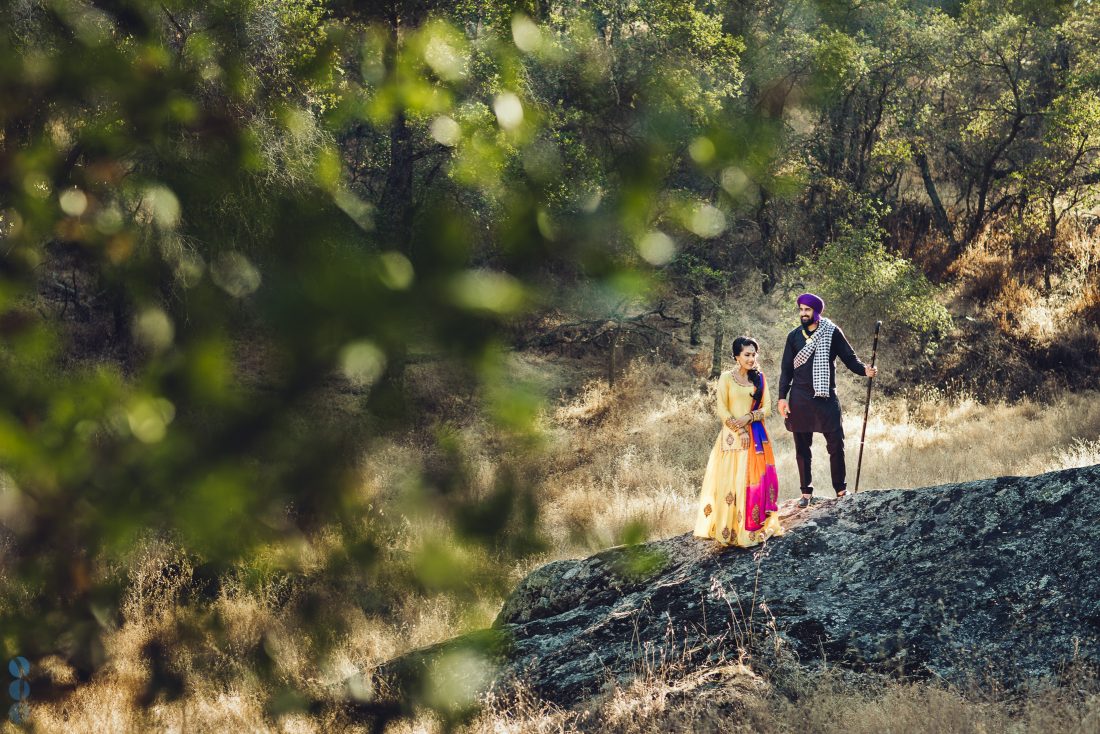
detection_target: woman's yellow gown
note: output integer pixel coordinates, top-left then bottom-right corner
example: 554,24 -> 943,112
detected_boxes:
693,371 -> 784,548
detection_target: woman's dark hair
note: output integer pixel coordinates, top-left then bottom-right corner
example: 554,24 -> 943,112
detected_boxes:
731,336 -> 764,402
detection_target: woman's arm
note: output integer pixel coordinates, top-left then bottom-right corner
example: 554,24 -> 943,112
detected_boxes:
717,374 -> 749,435
716,372 -> 734,422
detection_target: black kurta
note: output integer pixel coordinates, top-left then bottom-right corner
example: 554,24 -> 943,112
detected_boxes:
777,323 -> 867,434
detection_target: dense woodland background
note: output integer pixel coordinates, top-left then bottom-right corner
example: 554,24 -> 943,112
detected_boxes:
1,0 -> 1099,731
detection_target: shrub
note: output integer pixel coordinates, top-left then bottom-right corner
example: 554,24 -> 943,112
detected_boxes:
797,199 -> 953,352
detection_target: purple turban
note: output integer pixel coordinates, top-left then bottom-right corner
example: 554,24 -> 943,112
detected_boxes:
797,293 -> 825,322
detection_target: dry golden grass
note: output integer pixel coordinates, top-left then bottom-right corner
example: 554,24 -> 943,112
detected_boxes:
949,214 -> 1100,345
450,665 -> 1100,734
531,354 -> 1100,557
21,300 -> 1100,731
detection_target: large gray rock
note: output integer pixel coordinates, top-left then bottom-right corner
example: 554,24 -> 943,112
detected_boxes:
376,465 -> 1100,706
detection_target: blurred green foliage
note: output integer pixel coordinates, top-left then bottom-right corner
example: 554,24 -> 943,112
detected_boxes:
610,519 -> 670,582
0,0 -> 778,724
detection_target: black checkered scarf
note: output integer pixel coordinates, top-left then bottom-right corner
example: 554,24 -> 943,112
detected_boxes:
792,317 -> 836,398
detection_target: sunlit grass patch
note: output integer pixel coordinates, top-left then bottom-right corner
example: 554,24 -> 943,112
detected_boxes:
25,326 -> 1100,732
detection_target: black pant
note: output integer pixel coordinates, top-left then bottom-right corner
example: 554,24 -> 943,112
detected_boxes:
793,431 -> 846,495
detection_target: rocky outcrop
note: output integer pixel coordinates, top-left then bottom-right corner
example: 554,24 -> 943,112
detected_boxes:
375,465 -> 1100,706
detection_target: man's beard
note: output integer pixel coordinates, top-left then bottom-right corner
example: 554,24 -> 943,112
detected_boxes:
800,315 -> 814,326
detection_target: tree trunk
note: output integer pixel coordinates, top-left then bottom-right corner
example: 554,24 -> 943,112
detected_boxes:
709,315 -> 724,379
1046,195 -> 1058,291
762,260 -> 779,294
690,295 -> 702,346
607,323 -> 621,387
377,14 -> 415,253
961,113 -> 1025,247
378,110 -> 414,253
756,187 -> 772,249
913,149 -> 959,252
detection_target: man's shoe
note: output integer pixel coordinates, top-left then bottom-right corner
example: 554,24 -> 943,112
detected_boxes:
835,490 -> 847,500
798,495 -> 812,508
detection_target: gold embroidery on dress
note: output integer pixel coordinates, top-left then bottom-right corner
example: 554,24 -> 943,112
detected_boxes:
725,492 -> 734,505
722,527 -> 730,540
704,504 -> 712,517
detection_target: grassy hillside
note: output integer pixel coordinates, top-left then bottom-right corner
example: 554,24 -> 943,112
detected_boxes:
25,286 -> 1100,732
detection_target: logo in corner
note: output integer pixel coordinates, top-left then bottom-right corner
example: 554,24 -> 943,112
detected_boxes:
8,656 -> 30,725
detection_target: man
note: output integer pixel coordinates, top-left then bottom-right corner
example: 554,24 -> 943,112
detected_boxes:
777,293 -> 878,508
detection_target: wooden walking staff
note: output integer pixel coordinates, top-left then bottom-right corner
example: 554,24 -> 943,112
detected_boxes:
854,320 -> 882,494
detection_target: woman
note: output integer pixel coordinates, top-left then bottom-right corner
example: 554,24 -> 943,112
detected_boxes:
693,336 -> 783,548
